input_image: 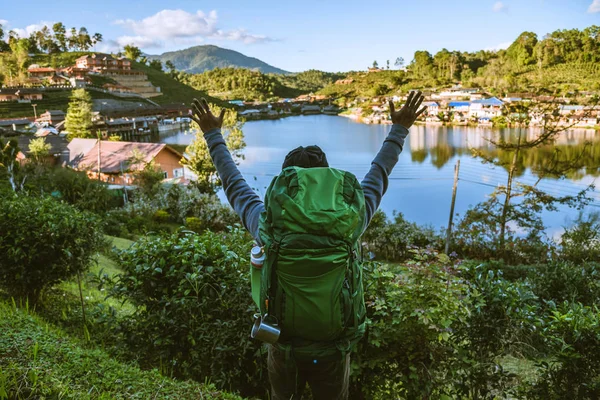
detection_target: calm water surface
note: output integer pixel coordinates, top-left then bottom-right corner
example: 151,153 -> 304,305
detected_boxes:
161,115 -> 600,237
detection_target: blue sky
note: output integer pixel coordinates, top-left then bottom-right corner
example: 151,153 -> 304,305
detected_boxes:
1,0 -> 599,72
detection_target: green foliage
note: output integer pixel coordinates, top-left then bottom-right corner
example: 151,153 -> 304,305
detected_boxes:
123,44 -> 141,61
274,69 -> 345,93
0,196 -> 104,302
560,212 -> 600,263
528,301 -> 600,399
183,67 -> 296,101
108,228 -> 261,397
27,137 -> 51,160
529,261 -> 600,306
0,301 -> 242,399
65,89 -> 94,140
152,210 -> 170,223
362,210 -> 441,261
353,252 -> 471,399
185,216 -> 203,233
25,167 -> 121,213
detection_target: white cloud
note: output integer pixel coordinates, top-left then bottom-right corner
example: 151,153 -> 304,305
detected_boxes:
0,19 -> 8,26
113,9 -> 275,50
12,21 -> 55,38
493,1 -> 508,12
589,0 -> 600,13
485,41 -> 511,51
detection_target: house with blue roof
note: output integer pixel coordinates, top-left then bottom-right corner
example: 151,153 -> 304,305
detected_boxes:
469,97 -> 504,120
448,101 -> 471,113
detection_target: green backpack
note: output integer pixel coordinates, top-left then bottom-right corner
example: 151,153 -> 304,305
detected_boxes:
252,166 -> 367,362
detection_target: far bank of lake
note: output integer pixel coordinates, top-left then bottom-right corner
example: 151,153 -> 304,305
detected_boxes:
159,115 -> 600,237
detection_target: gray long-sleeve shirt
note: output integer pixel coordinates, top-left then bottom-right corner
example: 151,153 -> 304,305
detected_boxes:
203,124 -> 409,243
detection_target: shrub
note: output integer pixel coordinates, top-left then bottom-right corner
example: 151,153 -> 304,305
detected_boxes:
26,167 -> 122,213
185,216 -> 203,233
451,263 -> 541,398
108,228 -> 263,397
560,212 -> 600,263
529,261 -> 600,306
0,196 -> 105,303
527,302 -> 600,399
362,210 -> 441,261
152,210 -> 170,223
352,250 -> 471,399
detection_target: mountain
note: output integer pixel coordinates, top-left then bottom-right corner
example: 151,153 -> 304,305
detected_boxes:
149,45 -> 289,75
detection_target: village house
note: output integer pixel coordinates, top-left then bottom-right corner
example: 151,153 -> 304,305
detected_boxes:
67,139 -> 184,184
76,54 -> 132,73
103,83 -> 134,93
422,101 -> 440,116
559,105 -> 585,115
27,66 -> 57,80
36,110 -> 65,126
0,88 -> 43,102
448,101 -> 471,113
468,97 -> 504,121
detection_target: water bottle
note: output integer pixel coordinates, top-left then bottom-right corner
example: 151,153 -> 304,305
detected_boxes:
251,245 -> 265,268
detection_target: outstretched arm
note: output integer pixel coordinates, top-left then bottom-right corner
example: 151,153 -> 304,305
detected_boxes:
191,98 -> 264,242
361,91 -> 426,231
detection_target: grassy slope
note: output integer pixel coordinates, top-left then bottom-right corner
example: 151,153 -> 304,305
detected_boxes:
58,235 -> 133,311
132,61 -> 225,107
0,90 -> 153,119
0,300 -> 243,399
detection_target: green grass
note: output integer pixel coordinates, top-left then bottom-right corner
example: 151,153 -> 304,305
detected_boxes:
57,235 -> 134,313
0,300 -> 244,399
0,90 -> 154,119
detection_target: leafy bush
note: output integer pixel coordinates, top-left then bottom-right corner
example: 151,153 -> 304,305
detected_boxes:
185,216 -> 203,233
527,301 -> 600,399
0,300 -> 242,400
0,196 -> 105,303
451,263 -> 541,398
152,210 -> 170,223
26,166 -> 122,213
352,251 -> 471,399
560,212 -> 600,263
362,210 -> 441,261
452,202 -> 554,264
108,228 -> 262,397
529,261 -> 600,306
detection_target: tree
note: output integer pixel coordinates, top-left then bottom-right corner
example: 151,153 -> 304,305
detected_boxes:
0,23 -> 10,52
68,27 -> 78,50
182,104 -> 245,194
148,59 -> 163,72
372,60 -> 379,69
460,98 -> 598,261
386,60 -> 390,70
52,22 -> 68,52
506,31 -> 538,67
91,33 -> 103,51
124,44 -> 142,61
77,27 -> 92,51
28,137 -> 51,161
395,57 -> 405,69
165,60 -> 176,73
0,195 -> 104,303
65,89 -> 94,140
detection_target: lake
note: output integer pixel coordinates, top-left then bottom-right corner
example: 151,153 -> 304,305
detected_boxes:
160,115 -> 600,238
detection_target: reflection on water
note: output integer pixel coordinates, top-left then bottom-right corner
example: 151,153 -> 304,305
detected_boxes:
159,115 -> 600,234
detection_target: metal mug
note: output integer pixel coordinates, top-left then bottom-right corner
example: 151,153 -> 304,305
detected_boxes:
251,313 -> 281,344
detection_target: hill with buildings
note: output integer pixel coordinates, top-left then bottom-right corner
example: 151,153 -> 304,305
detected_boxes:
148,45 -> 289,74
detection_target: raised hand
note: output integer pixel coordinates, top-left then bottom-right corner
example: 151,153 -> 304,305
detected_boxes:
190,98 -> 226,133
389,91 -> 426,128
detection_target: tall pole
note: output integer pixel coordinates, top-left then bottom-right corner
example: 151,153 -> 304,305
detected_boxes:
32,104 -> 38,119
445,160 -> 461,255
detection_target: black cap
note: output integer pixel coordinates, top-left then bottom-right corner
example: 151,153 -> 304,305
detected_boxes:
282,145 -> 329,169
